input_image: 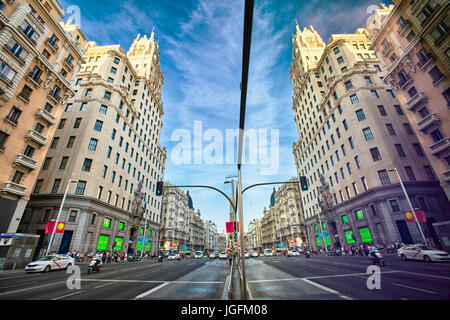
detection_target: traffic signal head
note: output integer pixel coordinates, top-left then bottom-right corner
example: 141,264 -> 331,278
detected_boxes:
299,176 -> 308,191
156,181 -> 164,196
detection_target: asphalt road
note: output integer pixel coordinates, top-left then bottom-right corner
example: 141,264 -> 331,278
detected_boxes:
0,254 -> 448,300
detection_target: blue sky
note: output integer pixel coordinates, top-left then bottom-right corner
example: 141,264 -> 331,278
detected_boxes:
61,0 -> 392,232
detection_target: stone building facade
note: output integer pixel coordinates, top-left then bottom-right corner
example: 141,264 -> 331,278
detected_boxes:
0,0 -> 86,233
18,33 -> 166,257
290,24 -> 450,251
367,1 -> 450,201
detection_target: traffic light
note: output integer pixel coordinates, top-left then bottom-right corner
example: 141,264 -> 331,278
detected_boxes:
299,176 -> 308,191
156,181 -> 164,196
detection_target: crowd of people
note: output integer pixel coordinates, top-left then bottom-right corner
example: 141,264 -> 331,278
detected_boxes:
66,250 -> 155,263
307,241 -> 407,256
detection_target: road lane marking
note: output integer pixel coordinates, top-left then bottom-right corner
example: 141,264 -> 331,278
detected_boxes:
301,278 -> 352,300
397,271 -> 450,281
392,283 -> 437,294
52,291 -> 83,300
0,281 -> 66,297
133,282 -> 170,300
0,281 -> 39,289
94,282 -> 117,289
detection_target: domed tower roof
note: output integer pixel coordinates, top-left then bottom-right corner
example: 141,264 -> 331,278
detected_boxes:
187,191 -> 193,209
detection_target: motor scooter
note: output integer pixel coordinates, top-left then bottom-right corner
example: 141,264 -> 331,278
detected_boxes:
305,250 -> 311,258
158,254 -> 163,262
369,251 -> 385,266
87,259 -> 103,273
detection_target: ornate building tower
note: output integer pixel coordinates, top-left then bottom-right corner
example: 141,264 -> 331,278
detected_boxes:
18,32 -> 166,257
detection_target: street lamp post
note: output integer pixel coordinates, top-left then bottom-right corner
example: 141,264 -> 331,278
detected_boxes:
315,207 -> 328,253
46,179 -> 78,255
388,168 -> 428,245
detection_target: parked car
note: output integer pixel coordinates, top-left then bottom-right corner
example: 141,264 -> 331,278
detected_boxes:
194,251 -> 203,259
219,252 -> 228,259
168,253 -> 181,260
397,244 -> 450,262
250,251 -> 259,257
264,249 -> 274,257
287,250 -> 300,257
244,251 -> 249,258
209,252 -> 218,259
25,254 -> 74,273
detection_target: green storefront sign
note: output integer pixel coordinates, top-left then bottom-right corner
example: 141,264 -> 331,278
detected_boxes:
359,227 -> 373,243
97,235 -> 109,250
114,237 -> 123,250
355,209 -> 364,220
344,230 -> 355,244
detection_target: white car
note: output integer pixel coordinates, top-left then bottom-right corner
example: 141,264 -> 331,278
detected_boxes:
219,252 -> 228,259
25,254 -> 74,273
194,251 -> 203,259
209,252 -> 218,259
168,253 -> 180,260
264,249 -> 274,257
287,250 -> 300,257
250,251 -> 259,257
397,244 -> 450,262
244,251 -> 249,258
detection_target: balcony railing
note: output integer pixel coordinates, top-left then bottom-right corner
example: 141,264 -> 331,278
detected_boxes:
26,73 -> 43,88
430,138 -> 450,156
417,113 -> 440,131
398,77 -> 413,90
46,39 -> 59,53
14,154 -> 37,170
4,44 -> 26,65
417,56 -> 435,71
47,94 -> 62,105
0,10 -> 9,25
407,92 -> 427,111
63,59 -> 74,71
25,129 -> 47,146
2,181 -> 27,197
36,108 -> 55,125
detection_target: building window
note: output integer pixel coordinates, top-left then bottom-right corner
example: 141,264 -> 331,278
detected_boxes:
0,60 -> 16,83
82,158 -> 93,172
377,105 -> 387,116
58,119 -> 66,129
68,210 -> 77,223
59,156 -> 68,169
94,120 -> 103,132
33,179 -> 43,193
51,179 -> 61,193
6,107 -> 21,124
73,118 -> 82,128
42,157 -> 52,170
355,155 -> 361,169
110,67 -> 117,75
102,165 -> 108,178
424,166 -> 436,180
75,181 -> 87,195
395,144 -> 406,157
345,80 -> 353,90
370,147 -> 382,161
413,143 -> 424,156
355,109 -> 366,121
99,105 -> 108,114
428,66 -> 445,85
361,177 -> 368,190
355,209 -> 364,220
386,90 -> 395,98
350,94 -> 359,104
104,91 -> 112,101
88,138 -> 98,151
390,200 -> 400,212
405,166 -> 416,181
378,170 -> 391,185
97,186 -> 103,199
386,124 -> 396,135
107,146 -> 112,158
430,129 -> 444,143
66,136 -> 75,148
362,127 -> 374,140
371,90 -> 379,99
349,137 -> 355,149
394,105 -> 404,115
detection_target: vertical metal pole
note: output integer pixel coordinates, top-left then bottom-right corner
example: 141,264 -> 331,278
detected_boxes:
237,167 -> 248,300
141,213 -> 148,259
392,168 -> 428,245
316,208 -> 328,253
46,179 -> 75,255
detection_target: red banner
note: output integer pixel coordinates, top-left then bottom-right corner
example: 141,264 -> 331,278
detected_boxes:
226,222 -> 239,233
405,210 -> 426,223
45,222 -> 65,234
